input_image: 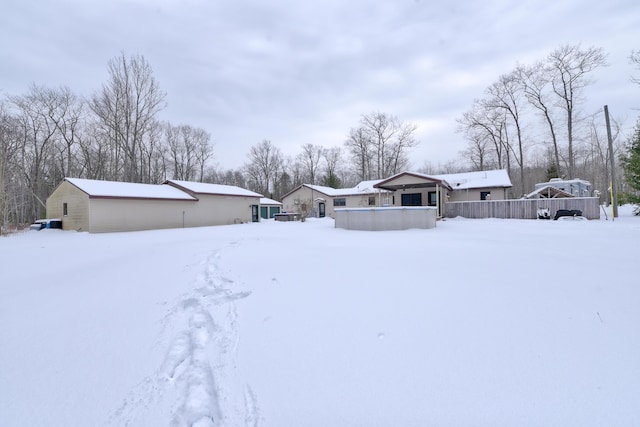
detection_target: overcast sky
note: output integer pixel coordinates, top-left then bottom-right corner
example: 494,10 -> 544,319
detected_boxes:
2,0 -> 639,171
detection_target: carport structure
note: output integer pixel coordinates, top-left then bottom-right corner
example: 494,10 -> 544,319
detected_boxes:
374,172 -> 452,218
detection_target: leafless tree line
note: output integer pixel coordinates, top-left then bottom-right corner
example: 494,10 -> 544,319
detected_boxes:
456,44 -> 635,197
0,53 -> 213,232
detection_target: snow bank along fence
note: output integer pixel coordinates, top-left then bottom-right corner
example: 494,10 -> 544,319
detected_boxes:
335,207 -> 437,231
444,197 -> 600,220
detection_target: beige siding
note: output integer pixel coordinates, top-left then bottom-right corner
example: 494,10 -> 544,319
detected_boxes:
88,198 -> 198,233
386,174 -> 434,186
282,187 -> 381,218
46,181 -> 90,231
449,188 -> 508,202
281,187 -> 332,217
87,195 -> 259,233
186,194 -> 259,226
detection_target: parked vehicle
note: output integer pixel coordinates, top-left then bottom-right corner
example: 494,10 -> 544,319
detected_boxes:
30,219 -> 62,230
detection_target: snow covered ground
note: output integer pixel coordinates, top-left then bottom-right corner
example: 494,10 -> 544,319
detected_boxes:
1,206 -> 639,426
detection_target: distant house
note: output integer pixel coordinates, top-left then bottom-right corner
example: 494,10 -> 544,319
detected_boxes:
374,169 -> 512,217
280,180 -> 389,218
46,178 -> 262,233
259,197 -> 283,219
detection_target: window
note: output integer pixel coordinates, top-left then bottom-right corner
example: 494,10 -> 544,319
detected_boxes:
480,191 -> 491,200
428,191 -> 437,206
333,198 -> 346,207
368,196 -> 376,206
401,193 -> 422,206
63,202 -> 68,216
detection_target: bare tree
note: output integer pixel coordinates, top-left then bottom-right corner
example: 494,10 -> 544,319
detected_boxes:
457,101 -> 509,171
486,71 -> 528,196
345,112 -> 418,180
0,101 -> 21,232
244,139 -> 283,197
631,50 -> 640,86
164,123 -> 213,182
518,63 -> 562,178
321,146 -> 344,188
90,52 -> 166,183
296,143 -> 324,184
9,85 -> 61,220
546,44 -> 607,179
345,126 -> 372,181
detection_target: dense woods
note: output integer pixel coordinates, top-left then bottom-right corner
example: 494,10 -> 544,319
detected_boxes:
1,45 -> 639,233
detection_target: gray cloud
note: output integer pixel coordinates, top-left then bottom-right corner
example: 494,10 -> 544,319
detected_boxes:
2,0 -> 639,170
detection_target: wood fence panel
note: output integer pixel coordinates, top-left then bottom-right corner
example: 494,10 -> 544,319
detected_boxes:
444,197 -> 600,220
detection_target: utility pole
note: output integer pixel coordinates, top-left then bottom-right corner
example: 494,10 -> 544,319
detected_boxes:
604,105 -> 618,218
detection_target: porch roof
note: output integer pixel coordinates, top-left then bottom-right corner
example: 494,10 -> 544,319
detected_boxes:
524,185 -> 575,199
373,172 -> 453,191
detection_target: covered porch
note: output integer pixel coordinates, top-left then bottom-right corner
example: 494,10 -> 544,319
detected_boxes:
374,172 -> 452,218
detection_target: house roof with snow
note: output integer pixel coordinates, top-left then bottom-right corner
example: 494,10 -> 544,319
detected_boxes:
374,171 -> 453,191
64,178 -> 198,201
282,180 -> 388,200
260,197 -> 282,205
433,169 -> 512,190
165,180 -> 263,198
524,185 -> 575,199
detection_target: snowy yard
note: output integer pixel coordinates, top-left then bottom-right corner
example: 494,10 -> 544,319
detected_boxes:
1,207 -> 639,427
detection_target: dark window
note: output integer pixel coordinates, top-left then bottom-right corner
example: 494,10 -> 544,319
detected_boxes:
401,193 -> 422,206
428,191 -> 437,206
368,196 -> 375,206
63,202 -> 68,216
333,198 -> 346,207
481,191 -> 491,200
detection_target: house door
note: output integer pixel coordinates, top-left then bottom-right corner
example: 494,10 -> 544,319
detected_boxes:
251,205 -> 259,222
318,202 -> 326,218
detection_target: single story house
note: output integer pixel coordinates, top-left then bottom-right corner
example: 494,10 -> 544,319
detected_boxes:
281,170 -> 512,219
46,177 -> 262,233
280,180 -> 390,219
374,169 -> 512,217
259,197 -> 283,219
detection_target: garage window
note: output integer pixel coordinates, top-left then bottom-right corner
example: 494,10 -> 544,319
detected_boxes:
63,203 -> 68,216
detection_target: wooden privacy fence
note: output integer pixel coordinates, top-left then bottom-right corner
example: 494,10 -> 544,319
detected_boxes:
444,197 -> 601,220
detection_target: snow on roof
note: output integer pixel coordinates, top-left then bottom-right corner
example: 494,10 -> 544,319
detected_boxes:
524,185 -> 575,199
166,180 -> 263,198
65,178 -> 197,200
306,179 -> 388,197
433,170 -> 512,190
260,197 -> 282,205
